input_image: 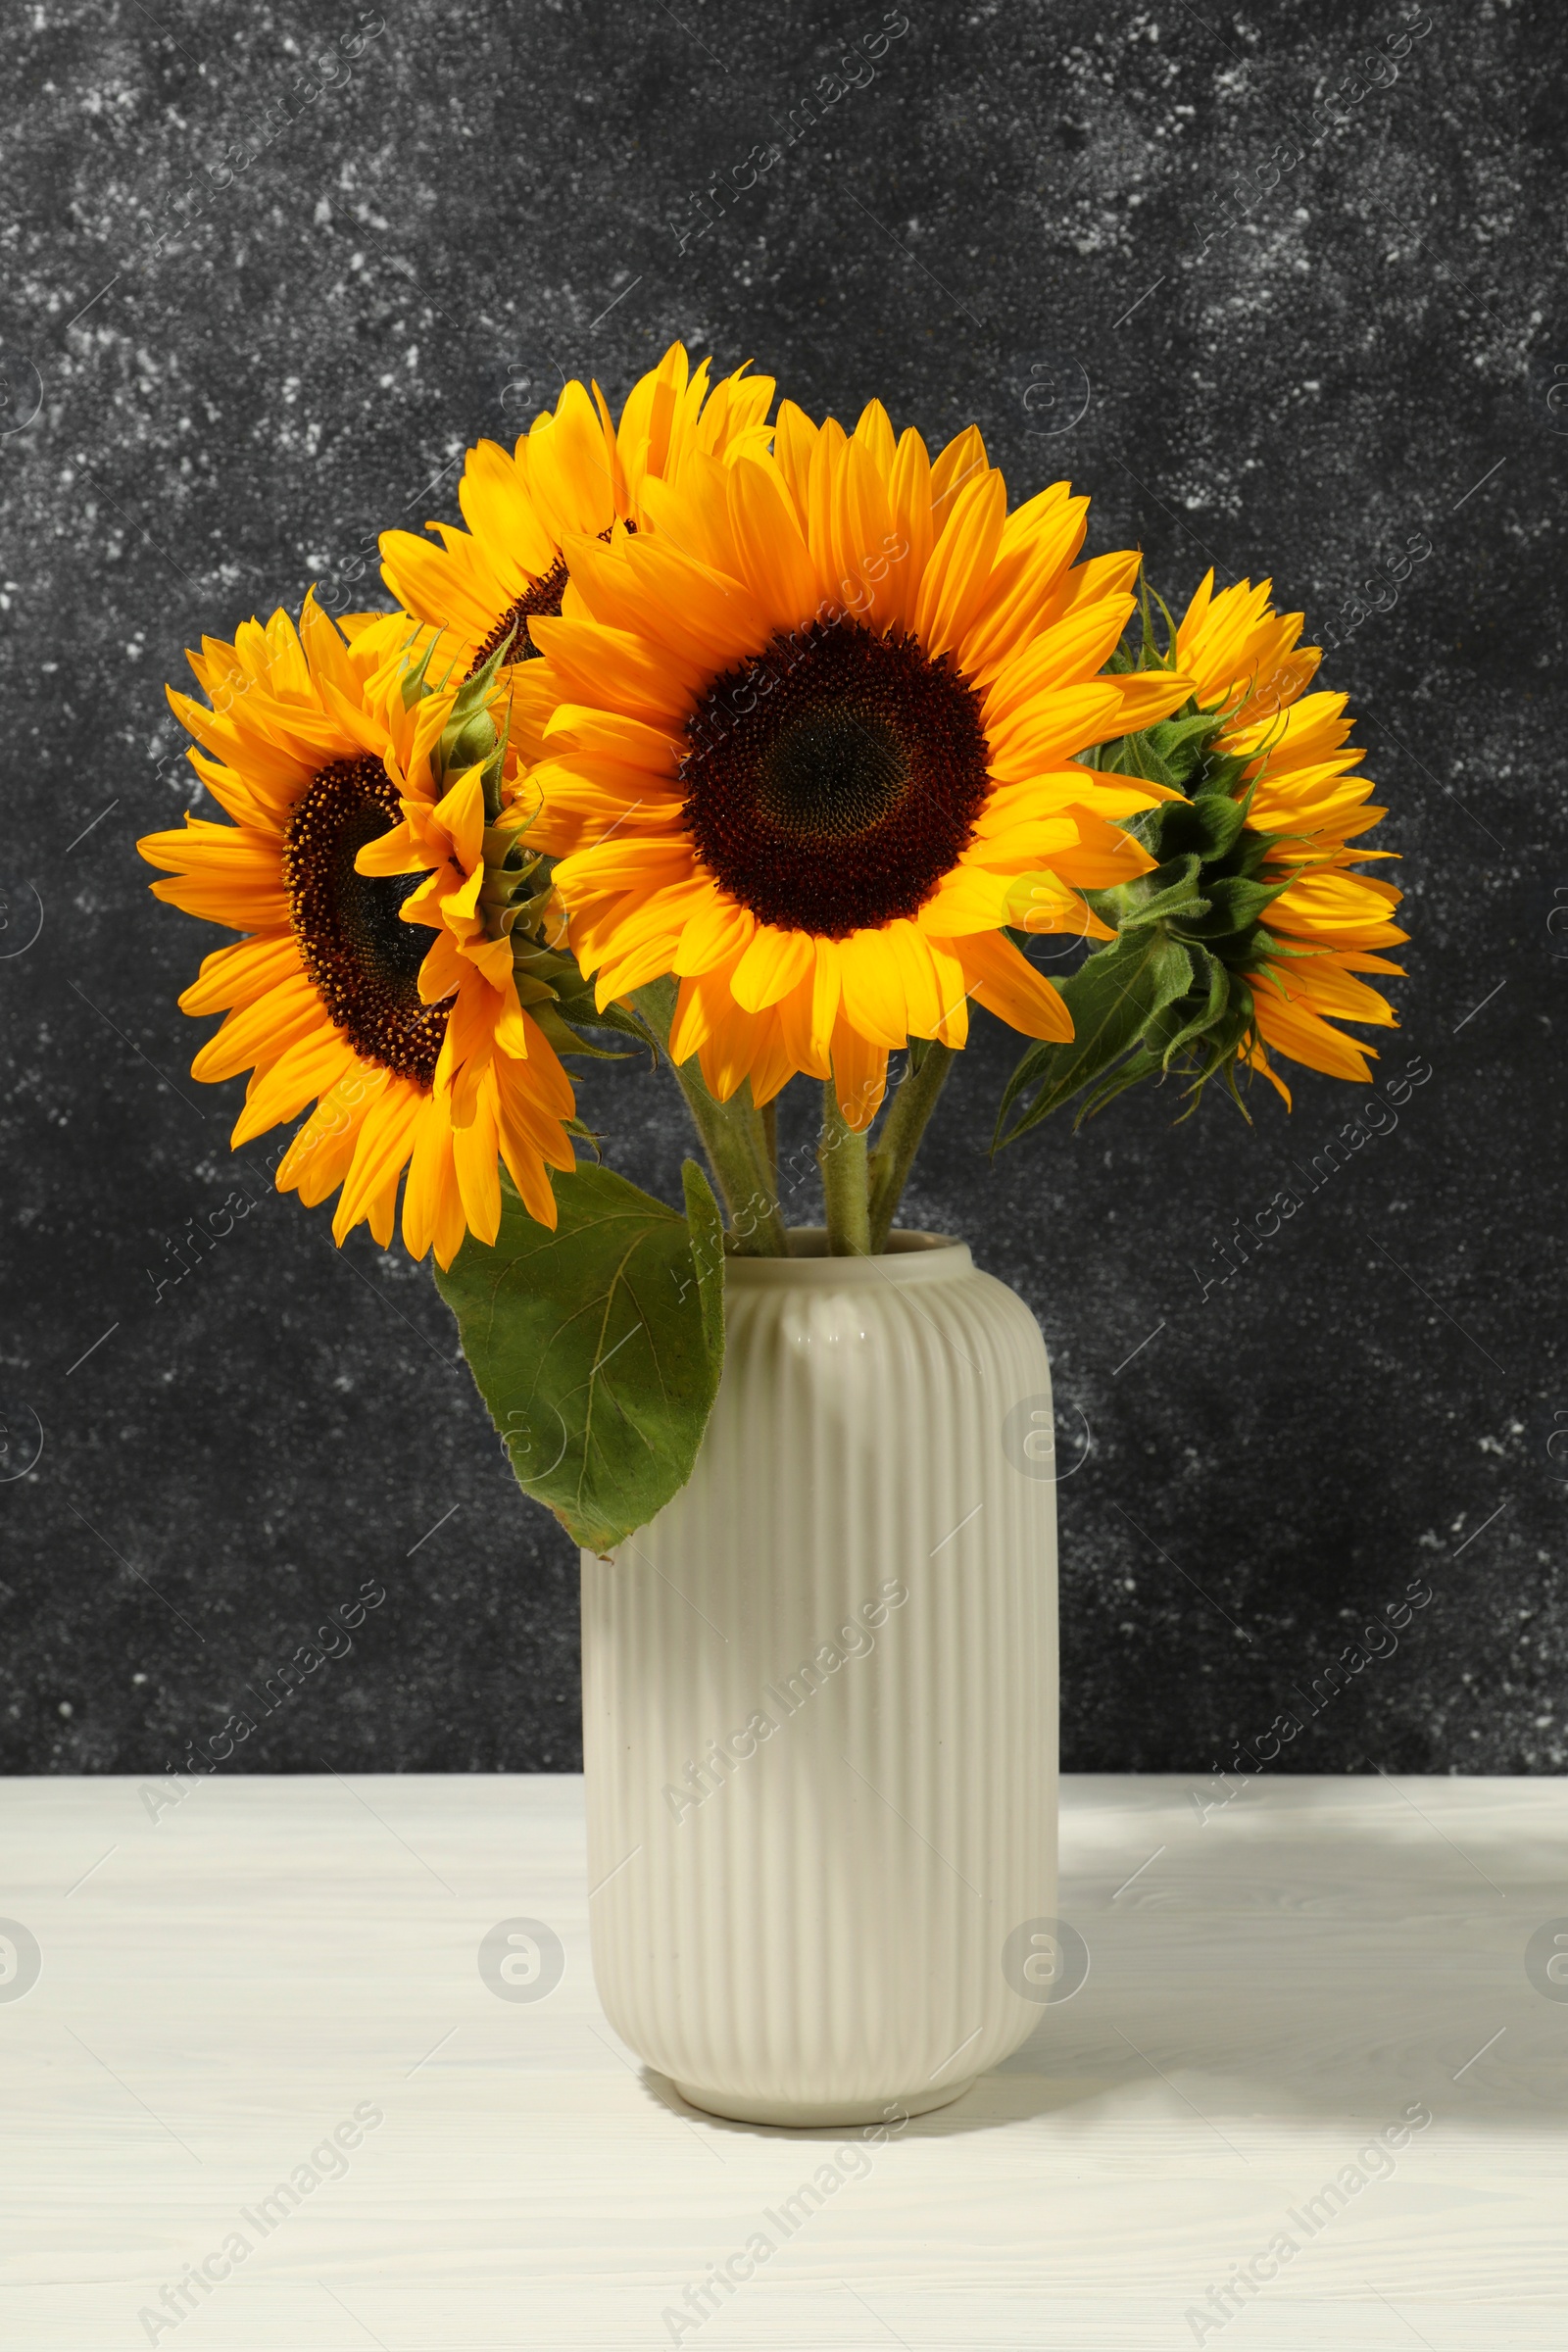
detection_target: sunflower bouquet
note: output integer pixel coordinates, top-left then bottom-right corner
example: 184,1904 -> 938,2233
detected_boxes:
140,344 -> 1405,1550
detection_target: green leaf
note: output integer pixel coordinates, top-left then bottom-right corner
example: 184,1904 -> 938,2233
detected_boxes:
434,1163 -> 726,1556
994,926 -> 1194,1147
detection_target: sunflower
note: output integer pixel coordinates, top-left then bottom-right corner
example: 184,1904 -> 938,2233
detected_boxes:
137,594 -> 576,1265
1175,571 -> 1406,1102
377,342 -> 775,683
515,403 -> 1194,1127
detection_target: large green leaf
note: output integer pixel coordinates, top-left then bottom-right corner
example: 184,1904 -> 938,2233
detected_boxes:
434,1161 -> 725,1555
995,927 -> 1194,1147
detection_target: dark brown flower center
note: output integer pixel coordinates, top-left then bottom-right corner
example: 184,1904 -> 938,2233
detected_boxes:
466,556 -> 569,677
282,757 -> 448,1088
681,621 -> 991,937
466,524 -> 632,679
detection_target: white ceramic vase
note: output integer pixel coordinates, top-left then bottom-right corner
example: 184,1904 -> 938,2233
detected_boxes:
580,1229 -> 1058,2128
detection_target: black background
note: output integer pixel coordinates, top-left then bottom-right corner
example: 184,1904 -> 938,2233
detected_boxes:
3,0 -> 1562,1779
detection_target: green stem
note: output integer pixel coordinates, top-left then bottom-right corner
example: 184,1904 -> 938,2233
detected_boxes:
866,1043 -> 956,1253
630,979 -> 786,1256
819,1077 -> 871,1255
679,1065 -> 785,1258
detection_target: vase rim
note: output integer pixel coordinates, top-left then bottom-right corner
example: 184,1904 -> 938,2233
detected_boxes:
724,1226 -> 973,1286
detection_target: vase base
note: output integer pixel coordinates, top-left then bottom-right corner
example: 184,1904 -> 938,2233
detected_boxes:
670,2075 -> 977,2130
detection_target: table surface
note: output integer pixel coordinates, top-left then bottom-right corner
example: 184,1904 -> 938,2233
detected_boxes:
2,1771 -> 1563,2349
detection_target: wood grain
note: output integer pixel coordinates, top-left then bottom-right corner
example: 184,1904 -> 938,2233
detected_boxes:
1,1773 -> 1563,2346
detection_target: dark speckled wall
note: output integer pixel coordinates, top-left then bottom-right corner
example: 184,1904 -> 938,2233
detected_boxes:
2,0 -> 1562,1778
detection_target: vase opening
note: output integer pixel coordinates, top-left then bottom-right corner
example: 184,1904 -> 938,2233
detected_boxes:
724,1227 -> 973,1285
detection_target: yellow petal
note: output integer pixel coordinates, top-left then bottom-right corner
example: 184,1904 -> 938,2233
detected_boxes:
955,930 -> 1073,1041
730,925 -> 815,1012
829,1021 -> 888,1131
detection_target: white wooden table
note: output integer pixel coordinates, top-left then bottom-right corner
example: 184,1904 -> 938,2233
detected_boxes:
2,1772 -> 1563,2348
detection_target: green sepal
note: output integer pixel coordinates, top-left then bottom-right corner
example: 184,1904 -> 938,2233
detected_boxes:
1102,853 -> 1208,934
994,926 -> 1194,1147
398,627 -> 441,711
433,1161 -> 726,1556
1142,944 -> 1231,1067
527,1000 -> 639,1064
1160,972 -> 1261,1123
434,630 -> 515,816
1145,788 -> 1249,864
513,938 -> 651,1047
1093,708 -> 1229,793
1175,872 -> 1293,941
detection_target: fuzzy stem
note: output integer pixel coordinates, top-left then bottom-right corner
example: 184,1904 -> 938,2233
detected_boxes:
630,978 -> 786,1255
819,1078 -> 871,1255
867,1043 -> 956,1252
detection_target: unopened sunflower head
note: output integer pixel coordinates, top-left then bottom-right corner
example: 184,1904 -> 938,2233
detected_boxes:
996,570 -> 1407,1139
1180,578 -> 1406,1105
136,599 -> 581,1267
509,399 -> 1193,1130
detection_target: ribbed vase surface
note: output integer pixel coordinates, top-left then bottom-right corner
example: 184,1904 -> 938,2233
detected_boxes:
580,1229 -> 1057,2127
